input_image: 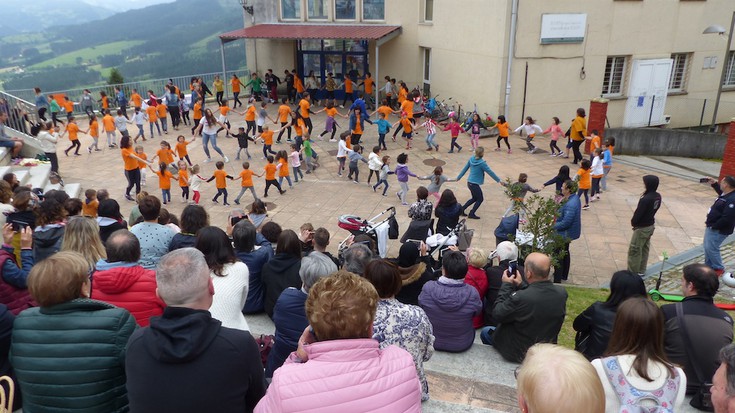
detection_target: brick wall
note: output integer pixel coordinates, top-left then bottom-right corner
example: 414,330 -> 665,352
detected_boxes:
586,99 -> 608,154
720,119 -> 735,180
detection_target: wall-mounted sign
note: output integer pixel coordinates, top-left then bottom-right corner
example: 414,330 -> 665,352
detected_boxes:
540,13 -> 587,44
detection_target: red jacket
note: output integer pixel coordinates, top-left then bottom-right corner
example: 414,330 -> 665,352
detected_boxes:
91,264 -> 165,326
465,266 -> 489,329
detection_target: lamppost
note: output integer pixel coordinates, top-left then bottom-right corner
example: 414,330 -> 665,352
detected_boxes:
238,0 -> 254,16
703,11 -> 735,132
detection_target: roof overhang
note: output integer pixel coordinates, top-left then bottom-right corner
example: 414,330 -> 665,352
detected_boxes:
219,24 -> 402,44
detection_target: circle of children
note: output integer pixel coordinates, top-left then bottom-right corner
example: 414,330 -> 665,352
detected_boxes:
34,71 -> 612,213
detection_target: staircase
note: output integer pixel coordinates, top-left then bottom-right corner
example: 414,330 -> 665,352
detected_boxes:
0,90 -> 82,198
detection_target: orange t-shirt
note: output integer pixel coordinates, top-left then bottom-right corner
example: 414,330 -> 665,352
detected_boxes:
121,148 -> 139,171
294,119 -> 305,137
63,100 -> 74,113
496,122 -> 509,137
400,100 -> 414,118
101,96 -> 109,109
278,105 -> 291,123
577,168 -> 591,190
81,199 -> 99,217
590,135 -> 601,151
231,78 -> 241,93
157,148 -> 175,165
294,76 -> 304,93
103,115 -> 115,132
400,118 -> 412,133
245,105 -> 256,122
261,130 -> 274,145
213,169 -> 228,189
178,169 -> 189,187
66,123 -> 79,140
352,114 -> 363,135
264,163 -> 277,180
137,152 -> 148,169
130,93 -> 142,108
239,169 -> 254,187
175,141 -> 189,157
89,120 -> 99,137
193,103 -> 202,120
219,106 -> 230,116
398,88 -> 408,103
325,107 -> 338,118
344,78 -> 353,93
377,105 -> 392,119
156,105 -> 167,118
571,116 -> 587,142
278,159 -> 289,177
299,99 -> 310,119
363,77 -> 374,94
155,170 -> 173,190
146,106 -> 158,122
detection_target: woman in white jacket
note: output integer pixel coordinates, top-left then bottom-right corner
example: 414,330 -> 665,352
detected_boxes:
35,122 -> 59,173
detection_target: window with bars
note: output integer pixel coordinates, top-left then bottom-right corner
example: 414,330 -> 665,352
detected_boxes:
602,56 -> 627,96
726,51 -> 735,88
668,53 -> 690,92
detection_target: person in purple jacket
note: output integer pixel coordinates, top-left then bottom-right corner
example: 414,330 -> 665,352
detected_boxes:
418,249 -> 482,353
395,152 -> 418,206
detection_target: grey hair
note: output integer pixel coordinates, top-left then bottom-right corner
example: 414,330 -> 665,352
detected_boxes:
156,248 -> 210,306
720,344 -> 735,396
299,252 -> 338,292
343,243 -> 373,275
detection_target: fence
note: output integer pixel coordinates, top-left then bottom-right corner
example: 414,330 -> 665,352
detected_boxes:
0,90 -> 40,136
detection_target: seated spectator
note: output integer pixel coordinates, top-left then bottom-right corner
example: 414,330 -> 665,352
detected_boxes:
0,180 -> 14,227
61,215 -> 106,268
96,188 -> 110,202
434,189 -> 462,235
408,186 -> 433,221
298,222 -> 314,255
196,226 -> 250,331
313,227 -> 339,267
6,189 -> 37,229
484,252 -> 567,362
91,229 -> 165,326
64,197 -> 83,216
130,195 -> 174,269
662,263 -> 734,395
127,191 -> 148,226
392,241 -> 436,306
342,241 -> 374,276
260,221 -> 282,250
365,259 -> 434,401
0,303 -> 20,411
419,249 -> 481,353
32,197 -> 66,262
233,220 -> 273,314
248,199 -> 269,229
517,343 -> 605,413
592,297 -> 686,412
97,198 -> 127,244
464,247 -> 488,329
265,252 -> 337,378
11,251 -> 137,412
255,271 -> 421,412
157,208 -> 180,233
483,241 -> 520,327
262,229 -> 302,318
126,248 -> 266,413
0,223 -> 34,315
712,344 -> 735,413
573,270 -> 646,360
169,205 -> 208,251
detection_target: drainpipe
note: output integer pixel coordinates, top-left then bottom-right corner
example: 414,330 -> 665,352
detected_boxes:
503,0 -> 519,116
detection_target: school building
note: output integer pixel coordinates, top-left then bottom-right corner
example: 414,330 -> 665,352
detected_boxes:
221,0 -> 735,130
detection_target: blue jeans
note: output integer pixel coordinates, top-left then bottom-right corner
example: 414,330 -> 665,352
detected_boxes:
426,133 -> 437,149
602,166 -> 612,190
161,189 -> 171,204
293,166 -> 303,181
202,133 -> 224,158
480,326 -> 496,345
462,182 -> 484,216
278,176 -> 293,188
704,227 -> 728,271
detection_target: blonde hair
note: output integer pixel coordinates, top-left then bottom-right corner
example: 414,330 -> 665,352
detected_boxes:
28,251 -> 90,307
517,344 -> 605,413
306,270 -> 378,341
61,216 -> 106,268
467,247 -> 488,268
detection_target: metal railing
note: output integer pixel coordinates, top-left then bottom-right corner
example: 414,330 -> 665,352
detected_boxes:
0,90 -> 41,136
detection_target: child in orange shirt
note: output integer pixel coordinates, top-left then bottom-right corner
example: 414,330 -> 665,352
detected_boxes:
61,116 -> 81,156
150,161 -> 177,204
493,115 -> 511,153
146,104 -> 161,137
206,161 -> 234,205
255,125 -> 279,159
176,160 -> 190,203
215,100 -> 232,137
81,189 -> 99,217
191,99 -> 203,136
156,99 -> 168,134
239,101 -> 257,136
152,141 -> 176,169
63,97 -> 75,120
275,150 -> 293,189
233,161 -> 261,205
86,114 -> 100,153
263,155 -> 285,197
175,135 -> 196,165
102,110 -> 116,148
135,145 -> 148,186
392,112 -> 413,150
276,98 -> 292,143
575,159 -> 592,209
586,129 -> 602,162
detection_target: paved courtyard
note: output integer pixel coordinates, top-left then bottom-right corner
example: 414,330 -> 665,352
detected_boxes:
56,107 -> 719,287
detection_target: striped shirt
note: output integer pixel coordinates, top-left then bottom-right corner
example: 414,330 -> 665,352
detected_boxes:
422,119 -> 437,134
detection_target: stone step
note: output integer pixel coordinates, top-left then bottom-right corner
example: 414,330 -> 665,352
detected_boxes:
0,148 -> 10,167
44,182 -> 82,199
26,164 -> 52,190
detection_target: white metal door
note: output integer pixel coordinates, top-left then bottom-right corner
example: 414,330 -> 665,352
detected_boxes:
623,59 -> 672,127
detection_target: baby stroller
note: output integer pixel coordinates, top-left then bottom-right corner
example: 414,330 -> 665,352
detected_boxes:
337,206 -> 396,259
421,218 -> 473,270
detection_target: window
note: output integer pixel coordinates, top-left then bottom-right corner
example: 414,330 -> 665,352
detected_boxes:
602,56 -> 627,96
422,47 -> 431,95
362,0 -> 384,20
668,53 -> 690,92
280,0 -> 301,20
422,0 -> 434,22
335,0 -> 356,19
308,0 -> 329,19
726,51 -> 735,88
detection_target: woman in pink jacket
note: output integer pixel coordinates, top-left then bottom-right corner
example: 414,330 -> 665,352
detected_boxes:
255,270 -> 422,413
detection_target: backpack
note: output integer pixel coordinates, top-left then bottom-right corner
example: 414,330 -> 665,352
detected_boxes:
600,356 -> 680,413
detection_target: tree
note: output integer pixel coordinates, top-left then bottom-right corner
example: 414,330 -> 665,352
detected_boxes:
108,68 -> 124,85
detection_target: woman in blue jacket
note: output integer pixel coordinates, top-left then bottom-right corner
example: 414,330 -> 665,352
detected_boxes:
455,147 -> 502,219
553,180 -> 582,283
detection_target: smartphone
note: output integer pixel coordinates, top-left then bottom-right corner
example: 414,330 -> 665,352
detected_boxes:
228,209 -> 247,226
700,177 -> 710,183
508,260 -> 518,276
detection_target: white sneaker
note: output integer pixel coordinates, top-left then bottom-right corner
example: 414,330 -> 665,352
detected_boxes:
224,156 -> 230,163
203,158 -> 212,163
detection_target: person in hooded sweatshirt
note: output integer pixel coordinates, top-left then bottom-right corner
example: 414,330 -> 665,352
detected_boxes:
627,175 -> 661,276
91,229 -> 164,326
418,249 -> 481,352
261,229 -> 302,318
125,248 -> 266,413
391,241 -> 438,306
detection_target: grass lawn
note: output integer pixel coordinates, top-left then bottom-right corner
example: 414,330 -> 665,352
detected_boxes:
28,40 -> 144,69
559,286 -> 609,349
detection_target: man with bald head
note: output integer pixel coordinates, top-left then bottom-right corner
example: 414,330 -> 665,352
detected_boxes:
482,252 -> 568,363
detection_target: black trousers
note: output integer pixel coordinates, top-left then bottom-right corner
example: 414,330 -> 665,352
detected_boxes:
553,241 -> 571,283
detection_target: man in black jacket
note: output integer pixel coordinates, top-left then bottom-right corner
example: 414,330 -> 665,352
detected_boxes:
483,252 -> 567,363
704,176 -> 735,277
627,174 -> 661,276
662,263 -> 733,395
125,248 -> 266,413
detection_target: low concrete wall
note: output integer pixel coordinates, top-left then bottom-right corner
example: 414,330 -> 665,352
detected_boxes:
607,128 -> 726,159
